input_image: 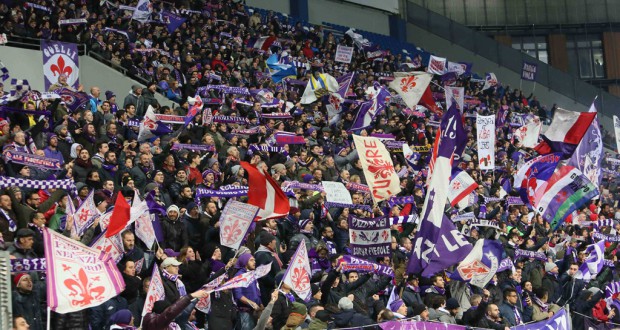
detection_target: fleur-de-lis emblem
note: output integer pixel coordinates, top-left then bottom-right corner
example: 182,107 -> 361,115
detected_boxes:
222,221 -> 243,244
367,159 -> 395,179
50,56 -> 73,77
291,267 -> 310,291
452,181 -> 462,190
63,267 -> 106,307
381,230 -> 389,241
399,76 -> 417,93
351,231 -> 357,242
329,94 -> 341,109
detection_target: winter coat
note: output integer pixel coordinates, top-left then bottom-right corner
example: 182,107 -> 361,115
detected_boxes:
557,273 -> 585,306
160,217 -> 188,252
50,310 -> 90,330
13,289 -> 44,330
142,295 -> 193,330
332,310 -> 373,328
270,292 -> 293,330
498,300 -> 532,327
88,296 -> 128,330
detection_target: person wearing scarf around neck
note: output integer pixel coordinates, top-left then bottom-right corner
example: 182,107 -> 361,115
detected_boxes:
498,287 -> 532,327
424,275 -> 448,306
232,253 -> 263,330
255,231 -> 283,306
160,256 -> 194,330
290,217 -> 319,252
531,287 -> 561,321
400,274 -> 424,308
542,262 -> 561,303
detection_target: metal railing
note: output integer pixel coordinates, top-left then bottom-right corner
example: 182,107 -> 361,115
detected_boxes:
405,1 -> 620,128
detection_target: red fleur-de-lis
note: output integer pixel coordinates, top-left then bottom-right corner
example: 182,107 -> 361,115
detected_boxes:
381,230 -> 389,241
50,56 -> 73,77
367,159 -> 395,179
399,76 -> 417,93
222,221 -> 243,243
291,267 -> 309,291
64,268 -> 106,307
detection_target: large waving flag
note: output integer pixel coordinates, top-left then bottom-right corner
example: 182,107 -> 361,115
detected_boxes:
575,239 -> 606,282
219,200 -> 259,249
160,10 -> 186,33
568,102 -> 603,187
248,36 -> 277,51
326,73 -> 355,121
388,72 -> 432,110
138,105 -> 173,141
283,239 -> 312,301
351,83 -> 391,130
132,0 -> 152,23
133,193 -> 157,249
451,239 -> 503,288
353,135 -> 401,203
105,192 -> 131,238
73,190 -> 99,237
266,54 -> 297,83
301,73 -> 339,104
427,103 -> 467,181
513,121 -> 542,148
44,228 -> 125,313
535,165 -> 599,230
534,108 -> 597,158
408,105 -> 472,277
240,161 -> 290,220
513,153 -> 562,207
184,95 -> 203,127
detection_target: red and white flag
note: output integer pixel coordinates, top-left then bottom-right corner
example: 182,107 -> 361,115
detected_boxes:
448,170 -> 479,208
240,161 -> 290,220
282,239 -> 312,301
353,135 -> 401,203
43,228 -> 125,313
220,200 -> 259,250
106,192 -> 131,238
142,266 -> 165,316
388,72 -> 432,110
534,108 -> 596,158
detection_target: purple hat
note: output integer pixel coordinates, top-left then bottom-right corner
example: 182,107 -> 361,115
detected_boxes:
299,218 -> 312,230
105,90 -> 116,100
302,174 -> 314,183
235,253 -> 254,268
305,127 -> 316,135
164,248 -> 180,257
389,299 -> 405,312
48,133 -> 57,143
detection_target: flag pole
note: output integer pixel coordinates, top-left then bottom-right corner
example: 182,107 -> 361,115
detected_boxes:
47,307 -> 51,330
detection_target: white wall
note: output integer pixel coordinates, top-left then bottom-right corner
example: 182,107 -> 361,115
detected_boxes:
308,0 -> 390,35
245,0 -> 290,14
0,46 -> 171,107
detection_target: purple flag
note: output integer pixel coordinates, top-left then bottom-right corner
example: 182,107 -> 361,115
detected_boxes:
450,239 -> 503,288
161,10 -> 186,33
521,61 -> 538,81
512,308 -> 570,330
335,72 -> 354,98
41,40 -> 80,91
351,84 -> 390,130
348,215 -> 391,257
341,255 -> 394,278
54,88 -> 90,112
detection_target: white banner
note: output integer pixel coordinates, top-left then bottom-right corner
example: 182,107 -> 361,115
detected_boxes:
445,86 -> 464,112
513,121 -> 542,148
476,115 -> 495,170
89,231 -> 124,263
219,200 -> 259,250
353,135 -> 402,203
335,45 -> 354,63
43,228 -> 126,313
614,115 -> 620,153
321,181 -> 352,204
427,55 -> 447,75
448,171 -> 478,208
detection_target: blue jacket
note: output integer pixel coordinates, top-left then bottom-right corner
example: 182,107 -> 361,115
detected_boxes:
498,300 -> 532,327
232,268 -> 262,308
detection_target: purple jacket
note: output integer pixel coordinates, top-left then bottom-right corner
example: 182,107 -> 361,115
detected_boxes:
232,268 -> 262,309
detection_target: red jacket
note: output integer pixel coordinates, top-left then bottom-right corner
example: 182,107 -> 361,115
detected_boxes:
593,299 -> 612,322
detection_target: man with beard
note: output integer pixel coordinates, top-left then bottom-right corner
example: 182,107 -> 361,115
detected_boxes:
321,226 -> 337,256
10,189 -> 64,229
43,134 -> 64,164
120,230 -> 147,277
168,169 -> 189,202
100,122 -> 124,154
129,153 -> 152,193
99,151 -> 119,183
161,205 -> 188,252
233,254 -> 262,330
182,202 -> 206,250
91,141 -> 109,169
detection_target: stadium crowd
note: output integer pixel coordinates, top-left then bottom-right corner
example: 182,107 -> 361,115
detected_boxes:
1,1 -> 620,330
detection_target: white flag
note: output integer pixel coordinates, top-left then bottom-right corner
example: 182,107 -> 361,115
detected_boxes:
73,190 -> 100,237
142,266 -> 165,316
219,200 -> 259,250
43,228 -> 126,313
300,73 -> 339,104
353,135 -> 402,203
427,55 -> 447,75
388,72 -> 432,110
482,73 -> 498,90
283,239 -> 312,301
445,86 -> 464,112
132,0 -> 152,23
